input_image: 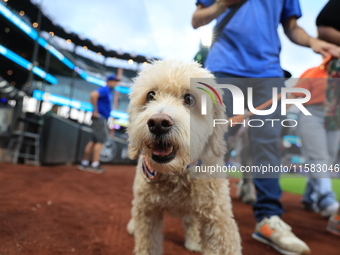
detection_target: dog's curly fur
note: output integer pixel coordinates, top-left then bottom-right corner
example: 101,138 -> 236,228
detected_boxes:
127,59 -> 242,255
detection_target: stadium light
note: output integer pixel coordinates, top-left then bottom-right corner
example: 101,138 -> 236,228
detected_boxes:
0,44 -> 58,84
0,2 -> 120,88
32,90 -> 93,111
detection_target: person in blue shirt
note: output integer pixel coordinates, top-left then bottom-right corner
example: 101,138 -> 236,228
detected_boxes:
78,75 -> 119,173
192,1 -> 340,254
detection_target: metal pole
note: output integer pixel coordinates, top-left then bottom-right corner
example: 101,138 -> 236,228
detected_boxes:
27,3 -> 43,88
37,37 -> 52,113
68,69 -> 77,117
28,3 -> 43,114
43,50 -> 51,91
110,68 -> 123,137
11,97 -> 23,132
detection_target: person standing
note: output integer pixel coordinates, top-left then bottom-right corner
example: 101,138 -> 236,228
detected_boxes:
315,0 -> 340,236
78,75 -> 120,173
289,59 -> 339,218
192,0 -> 340,254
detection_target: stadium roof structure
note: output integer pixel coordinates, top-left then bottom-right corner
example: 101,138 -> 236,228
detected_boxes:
0,0 -> 133,121
5,0 -> 159,64
0,0 -> 138,87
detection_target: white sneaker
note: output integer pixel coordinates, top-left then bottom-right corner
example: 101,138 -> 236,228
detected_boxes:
327,214 -> 340,236
320,202 -> 339,218
252,216 -> 310,255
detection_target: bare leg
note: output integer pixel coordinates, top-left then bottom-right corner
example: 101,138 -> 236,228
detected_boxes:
83,141 -> 94,161
92,143 -> 103,163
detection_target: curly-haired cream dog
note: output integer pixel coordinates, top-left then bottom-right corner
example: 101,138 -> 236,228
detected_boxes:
126,59 -> 242,255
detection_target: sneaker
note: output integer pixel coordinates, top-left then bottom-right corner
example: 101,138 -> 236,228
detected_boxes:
78,164 -> 90,171
236,179 -> 256,204
327,214 -> 340,236
86,165 -> 106,174
252,216 -> 310,255
320,202 -> 339,218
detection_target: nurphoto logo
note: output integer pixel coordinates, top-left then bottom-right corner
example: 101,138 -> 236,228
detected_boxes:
196,81 -> 312,128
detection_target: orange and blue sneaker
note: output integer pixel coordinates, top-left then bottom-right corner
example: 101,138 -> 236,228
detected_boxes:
252,216 -> 310,255
327,214 -> 340,236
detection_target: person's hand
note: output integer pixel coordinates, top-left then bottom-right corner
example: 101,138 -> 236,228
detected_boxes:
92,111 -> 99,118
310,38 -> 340,58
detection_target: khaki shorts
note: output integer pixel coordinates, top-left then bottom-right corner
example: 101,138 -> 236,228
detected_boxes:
91,117 -> 109,144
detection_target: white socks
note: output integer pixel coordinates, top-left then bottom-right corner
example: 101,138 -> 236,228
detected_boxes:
81,160 -> 99,167
91,161 -> 100,167
81,160 -> 89,166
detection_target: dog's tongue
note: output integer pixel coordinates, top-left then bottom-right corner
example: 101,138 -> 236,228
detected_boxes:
152,146 -> 172,156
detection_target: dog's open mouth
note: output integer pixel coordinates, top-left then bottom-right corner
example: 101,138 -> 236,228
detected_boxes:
151,143 -> 176,164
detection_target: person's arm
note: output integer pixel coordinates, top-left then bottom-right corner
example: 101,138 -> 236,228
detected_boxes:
283,16 -> 340,58
318,26 -> 340,46
90,90 -> 100,118
191,0 -> 240,29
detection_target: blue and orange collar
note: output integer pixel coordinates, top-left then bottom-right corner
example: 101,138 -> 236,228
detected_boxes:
141,155 -> 200,183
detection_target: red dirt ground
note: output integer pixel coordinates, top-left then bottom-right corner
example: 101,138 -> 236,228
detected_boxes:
0,163 -> 338,255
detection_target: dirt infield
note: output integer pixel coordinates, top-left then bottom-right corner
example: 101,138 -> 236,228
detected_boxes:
0,163 -> 338,255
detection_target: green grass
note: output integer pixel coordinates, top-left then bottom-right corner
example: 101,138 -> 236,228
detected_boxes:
279,175 -> 340,200
228,172 -> 340,200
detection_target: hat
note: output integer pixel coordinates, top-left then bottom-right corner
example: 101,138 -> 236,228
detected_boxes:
107,74 -> 120,81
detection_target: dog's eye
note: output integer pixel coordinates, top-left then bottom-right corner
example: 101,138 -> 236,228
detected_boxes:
146,91 -> 156,102
184,94 -> 196,106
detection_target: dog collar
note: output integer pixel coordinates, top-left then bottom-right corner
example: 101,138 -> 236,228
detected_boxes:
141,155 -> 200,183
142,155 -> 169,183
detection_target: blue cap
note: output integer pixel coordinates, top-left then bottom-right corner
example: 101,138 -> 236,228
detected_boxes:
107,74 -> 120,81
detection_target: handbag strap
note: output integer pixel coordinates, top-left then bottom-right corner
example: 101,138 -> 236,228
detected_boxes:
212,0 -> 248,45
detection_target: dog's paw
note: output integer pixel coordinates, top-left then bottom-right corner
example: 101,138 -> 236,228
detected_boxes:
184,240 -> 201,253
127,218 -> 135,236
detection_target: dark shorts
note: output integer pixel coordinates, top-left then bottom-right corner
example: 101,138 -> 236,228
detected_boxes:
91,117 -> 109,144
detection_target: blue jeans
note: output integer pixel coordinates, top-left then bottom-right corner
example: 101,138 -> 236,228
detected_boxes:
214,72 -> 284,222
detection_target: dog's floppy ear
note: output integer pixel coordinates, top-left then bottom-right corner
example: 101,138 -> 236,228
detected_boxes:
126,107 -> 142,160
208,99 -> 227,157
127,142 -> 141,160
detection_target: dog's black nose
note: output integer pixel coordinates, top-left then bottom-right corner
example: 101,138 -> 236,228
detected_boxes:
147,114 -> 173,136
